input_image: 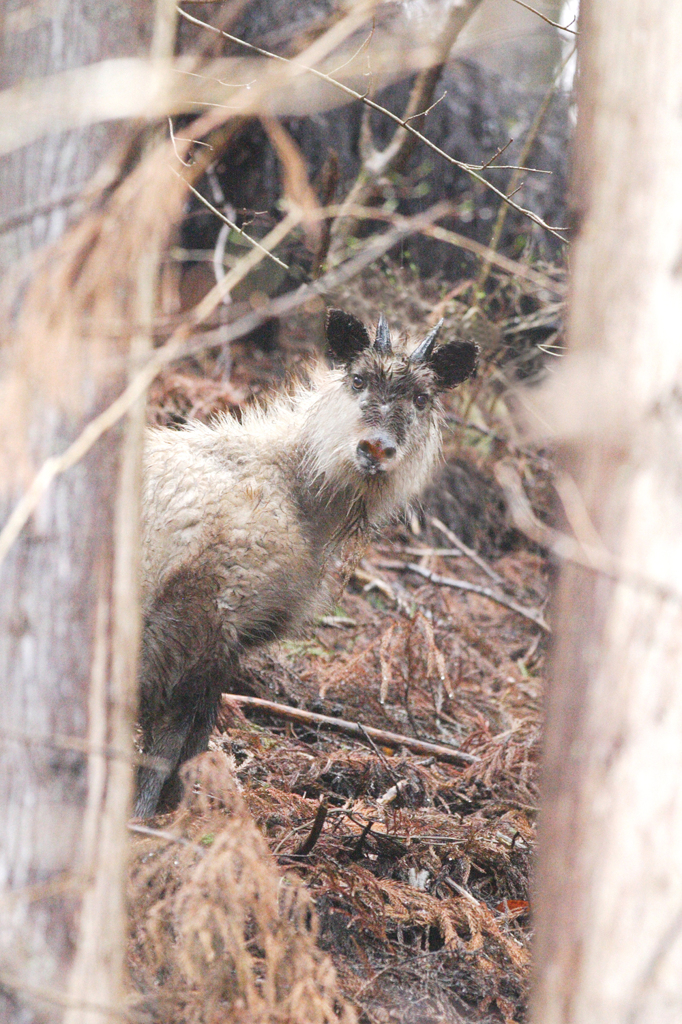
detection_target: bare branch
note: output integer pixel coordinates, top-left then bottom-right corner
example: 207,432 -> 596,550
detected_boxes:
222,695 -> 479,765
359,3 -> 480,178
292,799 -> 329,856
177,170 -> 290,269
478,44 -> 574,288
178,6 -> 567,240
128,823 -> 204,850
397,562 -> 551,632
326,20 -> 376,76
323,203 -> 565,292
404,89 -> 447,124
495,461 -> 682,606
0,4 -> 375,156
429,516 -> 506,586
168,116 -> 192,166
328,1 -> 507,252
480,138 -> 514,169
0,206 -> 300,567
508,0 -> 578,35
0,205 -> 447,566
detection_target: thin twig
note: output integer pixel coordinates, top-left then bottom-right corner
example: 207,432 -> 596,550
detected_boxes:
429,516 -> 506,586
506,180 -> 526,201
322,202 -> 564,293
168,116 -> 192,166
175,205 -> 453,363
402,563 -> 550,632
444,413 -> 554,467
175,1 -> 379,153
0,209 -> 300,566
509,0 -> 578,34
404,89 -> 447,124
353,561 -> 417,616
316,614 -> 357,628
348,0 -> 469,185
128,822 -> 205,850
478,44 -> 574,289
222,695 -> 479,765
495,461 -> 682,606
480,138 -> 513,170
375,545 -> 463,558
178,171 -> 289,269
292,799 -> 329,856
349,820 -> 375,860
326,20 -> 376,76
358,722 -> 400,780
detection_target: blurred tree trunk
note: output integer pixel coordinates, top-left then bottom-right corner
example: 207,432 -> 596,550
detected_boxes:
0,2 -> 157,1021
532,2 -> 682,1023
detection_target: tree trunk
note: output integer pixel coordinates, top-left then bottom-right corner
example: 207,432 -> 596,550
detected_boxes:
0,2 -> 156,1020
532,2 -> 682,1022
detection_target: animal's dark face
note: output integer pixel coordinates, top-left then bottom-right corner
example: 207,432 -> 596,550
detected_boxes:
325,309 -> 478,478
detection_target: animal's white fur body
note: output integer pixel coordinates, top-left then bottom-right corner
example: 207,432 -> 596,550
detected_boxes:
141,362 -> 442,645
135,312 -> 476,817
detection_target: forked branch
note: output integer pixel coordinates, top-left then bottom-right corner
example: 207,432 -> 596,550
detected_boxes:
329,0 -> 484,254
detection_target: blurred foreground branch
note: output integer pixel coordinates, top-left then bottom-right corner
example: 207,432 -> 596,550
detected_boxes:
0,203 -> 449,568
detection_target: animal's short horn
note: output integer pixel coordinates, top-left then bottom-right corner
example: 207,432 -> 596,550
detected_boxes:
410,319 -> 444,363
374,314 -> 392,354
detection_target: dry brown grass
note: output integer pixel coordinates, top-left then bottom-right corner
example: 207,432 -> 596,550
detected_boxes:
128,751 -> 357,1024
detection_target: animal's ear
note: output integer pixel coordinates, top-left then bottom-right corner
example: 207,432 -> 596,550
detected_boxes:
326,308 -> 371,363
429,341 -> 479,389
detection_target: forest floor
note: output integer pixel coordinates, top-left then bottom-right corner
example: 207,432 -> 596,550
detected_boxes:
127,261 -> 562,1024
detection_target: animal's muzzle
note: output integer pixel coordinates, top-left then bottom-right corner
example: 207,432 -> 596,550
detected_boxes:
356,435 -> 397,475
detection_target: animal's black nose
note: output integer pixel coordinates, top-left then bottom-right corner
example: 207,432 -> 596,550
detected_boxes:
357,437 -> 396,471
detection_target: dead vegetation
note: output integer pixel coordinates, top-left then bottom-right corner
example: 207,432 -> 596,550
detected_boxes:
129,753 -> 357,1024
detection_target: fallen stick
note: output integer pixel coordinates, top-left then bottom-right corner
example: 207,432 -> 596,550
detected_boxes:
429,516 -> 506,587
292,799 -> 329,856
403,563 -> 550,633
222,695 -> 479,765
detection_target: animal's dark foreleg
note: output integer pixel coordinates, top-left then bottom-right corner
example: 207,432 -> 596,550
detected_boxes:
154,675 -> 224,812
135,573 -> 229,817
134,712 -> 194,819
134,670 -> 225,818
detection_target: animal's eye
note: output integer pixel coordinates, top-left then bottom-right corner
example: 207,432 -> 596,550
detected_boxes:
414,393 -> 428,410
351,374 -> 365,391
